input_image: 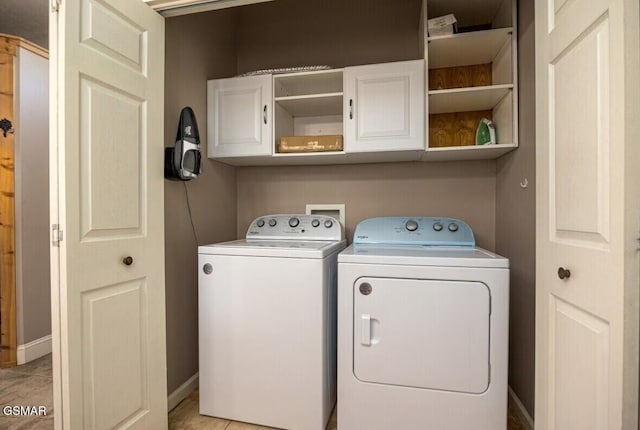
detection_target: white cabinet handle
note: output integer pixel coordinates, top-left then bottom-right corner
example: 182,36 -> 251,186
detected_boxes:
263,105 -> 268,125
349,99 -> 353,120
361,314 -> 371,346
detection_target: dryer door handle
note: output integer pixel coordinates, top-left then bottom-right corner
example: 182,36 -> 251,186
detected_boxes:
361,314 -> 371,346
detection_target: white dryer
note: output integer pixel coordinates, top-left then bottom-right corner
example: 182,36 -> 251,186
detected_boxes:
337,217 -> 509,430
199,214 -> 346,430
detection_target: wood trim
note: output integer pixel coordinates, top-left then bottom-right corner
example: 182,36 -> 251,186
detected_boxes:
17,335 -> 53,365
508,386 -> 534,430
0,50 -> 16,368
168,372 -> 199,412
0,34 -> 48,60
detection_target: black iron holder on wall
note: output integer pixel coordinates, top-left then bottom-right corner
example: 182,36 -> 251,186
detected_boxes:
0,118 -> 14,137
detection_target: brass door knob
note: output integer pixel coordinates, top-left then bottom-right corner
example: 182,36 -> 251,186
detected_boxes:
558,267 -> 571,280
123,256 -> 134,266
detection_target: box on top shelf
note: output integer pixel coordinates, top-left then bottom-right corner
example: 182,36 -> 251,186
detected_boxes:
278,135 -> 343,153
428,14 -> 458,37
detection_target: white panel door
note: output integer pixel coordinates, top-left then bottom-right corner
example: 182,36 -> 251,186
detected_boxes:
51,0 -> 167,428
535,0 -> 640,428
344,60 -> 425,152
353,277 -> 490,394
207,74 -> 272,158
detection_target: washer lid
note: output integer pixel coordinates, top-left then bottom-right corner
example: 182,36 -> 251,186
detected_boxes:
199,239 -> 346,259
338,244 -> 509,268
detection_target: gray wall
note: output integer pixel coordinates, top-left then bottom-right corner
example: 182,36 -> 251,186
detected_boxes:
235,0 -> 423,74
495,0 -> 536,417
0,0 -> 48,49
237,161 -> 497,250
14,47 -> 50,345
164,10 -> 238,393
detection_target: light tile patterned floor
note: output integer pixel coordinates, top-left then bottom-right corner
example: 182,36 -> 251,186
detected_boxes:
169,389 -> 524,430
169,390 -> 336,430
0,355 -> 525,430
0,354 -> 54,430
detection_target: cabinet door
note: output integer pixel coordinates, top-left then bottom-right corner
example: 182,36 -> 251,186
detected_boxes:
344,60 -> 425,152
207,74 -> 272,158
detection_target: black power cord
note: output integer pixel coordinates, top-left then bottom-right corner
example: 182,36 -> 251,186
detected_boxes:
183,181 -> 199,245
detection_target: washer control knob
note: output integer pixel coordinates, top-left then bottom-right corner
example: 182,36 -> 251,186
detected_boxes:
256,219 -> 265,227
405,220 -> 418,231
324,219 -> 334,228
288,217 -> 300,228
433,222 -> 443,232
448,222 -> 459,232
268,218 -> 277,227
203,263 -> 213,275
311,219 -> 320,228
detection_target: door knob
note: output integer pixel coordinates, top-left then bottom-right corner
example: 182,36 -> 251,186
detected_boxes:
557,267 -> 571,280
123,256 -> 134,266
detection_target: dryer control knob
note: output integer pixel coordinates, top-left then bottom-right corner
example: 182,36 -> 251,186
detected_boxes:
433,222 -> 443,232
268,219 -> 277,227
256,219 -> 265,227
324,219 -> 334,228
448,222 -> 459,232
289,217 -> 300,228
405,220 -> 418,231
311,219 -> 320,228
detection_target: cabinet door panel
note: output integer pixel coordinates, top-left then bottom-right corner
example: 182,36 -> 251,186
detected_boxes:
344,60 -> 425,152
208,74 -> 272,157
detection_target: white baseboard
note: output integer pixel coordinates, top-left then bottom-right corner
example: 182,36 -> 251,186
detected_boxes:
168,372 -> 199,412
17,334 -> 52,365
508,386 -> 534,430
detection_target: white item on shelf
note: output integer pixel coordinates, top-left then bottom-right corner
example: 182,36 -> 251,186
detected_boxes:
236,65 -> 331,77
427,14 -> 457,36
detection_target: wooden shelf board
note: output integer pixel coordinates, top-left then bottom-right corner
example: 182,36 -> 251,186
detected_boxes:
429,84 -> 513,114
427,27 -> 513,69
275,93 -> 343,117
423,143 -> 518,161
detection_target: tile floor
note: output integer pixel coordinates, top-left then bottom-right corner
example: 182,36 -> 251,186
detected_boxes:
169,389 -> 525,430
0,355 -> 525,430
0,354 -> 54,430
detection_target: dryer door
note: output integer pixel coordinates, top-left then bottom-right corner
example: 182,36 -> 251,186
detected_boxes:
353,277 -> 490,394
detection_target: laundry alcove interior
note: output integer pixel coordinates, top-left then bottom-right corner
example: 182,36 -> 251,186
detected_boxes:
161,0 -> 535,425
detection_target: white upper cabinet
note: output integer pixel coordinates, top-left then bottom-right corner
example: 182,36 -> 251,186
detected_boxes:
344,60 -> 425,153
207,74 -> 272,158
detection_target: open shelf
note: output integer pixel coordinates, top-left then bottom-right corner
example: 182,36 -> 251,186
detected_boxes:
429,84 -> 513,114
275,93 -> 343,117
427,27 -> 513,69
274,69 -> 343,97
423,143 -> 517,161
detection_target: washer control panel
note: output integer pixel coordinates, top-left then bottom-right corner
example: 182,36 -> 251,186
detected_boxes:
353,217 -> 475,246
246,214 -> 343,241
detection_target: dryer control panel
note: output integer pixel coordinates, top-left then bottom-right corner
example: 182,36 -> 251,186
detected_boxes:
353,217 -> 475,246
246,214 -> 343,241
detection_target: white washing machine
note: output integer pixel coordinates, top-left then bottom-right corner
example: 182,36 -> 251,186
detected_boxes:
199,214 -> 346,430
337,217 -> 509,430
